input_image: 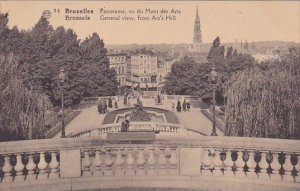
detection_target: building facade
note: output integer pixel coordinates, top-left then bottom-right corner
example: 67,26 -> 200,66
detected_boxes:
130,53 -> 158,92
157,59 -> 174,84
107,53 -> 127,87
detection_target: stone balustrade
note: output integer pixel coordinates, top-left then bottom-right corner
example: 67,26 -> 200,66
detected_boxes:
70,122 -> 184,138
80,95 -> 201,105
80,146 -> 179,177
0,136 -> 300,191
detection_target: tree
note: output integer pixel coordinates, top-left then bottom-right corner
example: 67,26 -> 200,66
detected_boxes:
78,33 -> 118,97
0,13 -> 119,141
0,13 -> 9,50
164,56 -> 210,96
20,17 -> 54,94
50,28 -> 82,106
207,36 -> 225,65
0,14 -> 118,107
0,54 -> 52,141
164,37 -> 255,106
225,49 -> 300,139
226,53 -> 255,74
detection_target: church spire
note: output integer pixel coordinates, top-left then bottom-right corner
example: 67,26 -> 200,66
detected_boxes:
195,6 -> 200,22
193,6 -> 202,44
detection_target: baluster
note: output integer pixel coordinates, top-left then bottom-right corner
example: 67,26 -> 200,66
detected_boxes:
258,152 -> 270,180
209,148 -> 216,171
211,149 -> 223,176
246,151 -> 258,179
2,155 -> 13,182
104,149 -> 114,176
136,148 -> 146,175
235,151 -> 245,177
270,152 -> 282,181
201,149 -> 211,175
14,154 -> 25,181
126,148 -> 135,176
169,148 -> 178,175
82,150 -> 92,177
115,148 -> 125,176
159,125 -> 163,132
283,153 -> 294,182
48,151 -> 59,179
151,124 -> 155,131
223,150 -> 234,177
37,152 -> 48,180
296,155 -> 300,183
93,149 -> 103,177
25,153 -> 37,181
147,148 -> 156,176
166,126 -> 170,133
158,148 -> 167,175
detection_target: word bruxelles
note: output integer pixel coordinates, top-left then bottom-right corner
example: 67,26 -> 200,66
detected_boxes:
65,8 -> 93,20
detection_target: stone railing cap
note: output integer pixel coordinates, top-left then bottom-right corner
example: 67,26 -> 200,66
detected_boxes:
1,136 -> 300,154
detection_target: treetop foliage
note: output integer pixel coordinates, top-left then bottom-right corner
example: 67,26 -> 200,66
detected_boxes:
0,54 -> 52,141
0,13 -> 118,107
164,36 -> 255,104
225,48 -> 300,139
164,36 -> 299,139
0,13 -> 118,141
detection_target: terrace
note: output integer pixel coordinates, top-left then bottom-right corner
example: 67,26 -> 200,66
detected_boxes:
1,95 -> 299,191
0,136 -> 299,191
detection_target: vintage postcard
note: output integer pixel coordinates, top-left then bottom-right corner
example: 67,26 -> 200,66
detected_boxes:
0,1 -> 299,191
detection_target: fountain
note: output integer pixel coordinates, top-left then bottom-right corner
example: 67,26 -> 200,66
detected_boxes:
130,99 -> 151,122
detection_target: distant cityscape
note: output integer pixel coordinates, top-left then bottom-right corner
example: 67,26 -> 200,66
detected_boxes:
106,7 -> 300,96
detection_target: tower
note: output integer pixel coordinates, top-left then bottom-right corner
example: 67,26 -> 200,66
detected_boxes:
193,6 -> 202,44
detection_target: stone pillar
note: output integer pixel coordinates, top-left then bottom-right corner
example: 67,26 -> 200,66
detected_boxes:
179,147 -> 201,176
60,149 -> 81,178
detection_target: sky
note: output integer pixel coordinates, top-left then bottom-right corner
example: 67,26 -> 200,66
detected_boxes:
1,1 -> 300,44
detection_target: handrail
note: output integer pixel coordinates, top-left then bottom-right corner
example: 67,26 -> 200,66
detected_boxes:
1,136 -> 300,154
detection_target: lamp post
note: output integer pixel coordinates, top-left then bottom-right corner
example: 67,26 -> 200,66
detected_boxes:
58,68 -> 66,138
210,66 -> 218,136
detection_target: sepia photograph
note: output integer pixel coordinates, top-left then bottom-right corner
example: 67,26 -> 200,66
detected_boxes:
0,0 -> 299,191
